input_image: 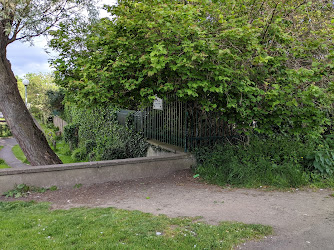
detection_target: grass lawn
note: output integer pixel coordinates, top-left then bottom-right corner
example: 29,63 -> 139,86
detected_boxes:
53,140 -> 79,164
12,145 -> 30,164
0,146 -> 10,169
0,201 -> 272,249
0,159 -> 10,169
11,141 -> 80,165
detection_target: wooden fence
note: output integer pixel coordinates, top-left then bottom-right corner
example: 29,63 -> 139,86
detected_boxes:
53,116 -> 68,133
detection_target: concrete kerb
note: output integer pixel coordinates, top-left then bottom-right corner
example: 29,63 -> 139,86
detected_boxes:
0,153 -> 196,194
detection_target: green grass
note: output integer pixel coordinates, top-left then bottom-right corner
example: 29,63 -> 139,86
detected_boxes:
12,144 -> 30,164
53,140 -> 79,164
194,136 -> 334,189
12,141 -> 80,165
0,201 -> 272,249
0,159 -> 10,169
0,146 -> 10,169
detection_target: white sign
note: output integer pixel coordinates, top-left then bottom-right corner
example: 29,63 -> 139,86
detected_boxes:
153,96 -> 163,110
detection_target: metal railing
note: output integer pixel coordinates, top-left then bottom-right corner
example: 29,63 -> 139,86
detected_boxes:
127,98 -> 236,152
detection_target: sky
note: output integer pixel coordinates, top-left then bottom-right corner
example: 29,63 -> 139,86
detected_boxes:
7,0 -> 116,78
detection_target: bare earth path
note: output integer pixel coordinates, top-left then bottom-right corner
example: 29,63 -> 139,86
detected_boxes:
1,170 -> 333,249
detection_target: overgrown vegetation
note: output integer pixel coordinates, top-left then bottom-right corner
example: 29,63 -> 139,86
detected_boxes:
63,105 -> 148,161
50,0 -> 334,138
194,135 -> 334,188
3,184 -> 57,198
0,201 -> 272,249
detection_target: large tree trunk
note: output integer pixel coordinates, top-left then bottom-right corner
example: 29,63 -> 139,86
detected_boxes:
0,42 -> 62,166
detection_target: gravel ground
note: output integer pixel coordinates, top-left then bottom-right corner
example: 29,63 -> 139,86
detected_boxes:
1,169 -> 333,250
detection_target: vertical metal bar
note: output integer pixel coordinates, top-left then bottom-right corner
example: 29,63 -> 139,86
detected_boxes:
173,99 -> 177,145
168,98 -> 171,144
163,100 -> 166,143
179,100 -> 181,148
159,102 -> 165,141
184,102 -> 187,152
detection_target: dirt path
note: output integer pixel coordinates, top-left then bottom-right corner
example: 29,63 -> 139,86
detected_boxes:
1,170 -> 333,249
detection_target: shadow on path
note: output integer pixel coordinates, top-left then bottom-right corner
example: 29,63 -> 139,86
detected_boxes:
0,137 -> 28,168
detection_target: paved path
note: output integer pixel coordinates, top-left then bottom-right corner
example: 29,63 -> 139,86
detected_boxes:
0,137 -> 28,168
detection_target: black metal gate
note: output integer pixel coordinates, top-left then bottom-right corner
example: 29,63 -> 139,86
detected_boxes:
130,98 -> 235,152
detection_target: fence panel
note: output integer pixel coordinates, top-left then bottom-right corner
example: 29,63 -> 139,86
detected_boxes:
131,97 -> 238,152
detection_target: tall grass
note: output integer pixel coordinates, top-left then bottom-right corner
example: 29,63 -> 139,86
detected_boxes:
194,135 -> 334,188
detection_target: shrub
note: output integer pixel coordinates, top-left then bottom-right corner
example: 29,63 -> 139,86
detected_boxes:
305,135 -> 334,176
71,147 -> 87,161
63,123 -> 79,149
84,140 -> 96,154
64,105 -> 149,161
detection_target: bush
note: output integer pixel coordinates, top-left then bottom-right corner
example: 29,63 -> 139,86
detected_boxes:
85,140 -> 96,154
63,123 -> 79,149
71,147 -> 87,161
193,135 -> 323,188
64,105 -> 149,161
304,135 -> 334,176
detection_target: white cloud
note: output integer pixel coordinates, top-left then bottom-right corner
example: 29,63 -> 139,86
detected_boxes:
7,37 -> 53,78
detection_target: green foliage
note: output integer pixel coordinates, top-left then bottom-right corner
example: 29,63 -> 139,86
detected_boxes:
194,135 -> 334,188
0,201 -> 271,249
0,158 -> 10,169
50,0 -> 334,137
0,123 -> 12,137
71,147 -> 86,161
305,135 -> 334,176
3,184 -> 30,198
22,73 -> 59,122
3,184 -> 57,198
63,123 -> 79,149
64,105 -> 149,161
46,88 -> 65,116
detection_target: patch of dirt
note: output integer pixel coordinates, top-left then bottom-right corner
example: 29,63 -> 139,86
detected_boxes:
1,169 -> 334,249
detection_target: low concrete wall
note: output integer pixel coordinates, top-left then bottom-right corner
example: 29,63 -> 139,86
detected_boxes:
0,153 -> 195,194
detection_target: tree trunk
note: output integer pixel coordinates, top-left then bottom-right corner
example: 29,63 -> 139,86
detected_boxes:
0,43 -> 62,166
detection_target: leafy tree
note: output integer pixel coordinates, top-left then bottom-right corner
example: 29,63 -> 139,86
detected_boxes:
0,0 -> 97,165
47,88 -> 65,116
24,73 -> 58,122
50,0 -> 334,137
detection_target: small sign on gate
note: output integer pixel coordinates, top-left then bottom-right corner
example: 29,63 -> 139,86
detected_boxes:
153,96 -> 163,110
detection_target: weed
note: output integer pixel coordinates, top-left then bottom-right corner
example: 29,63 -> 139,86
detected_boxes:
73,184 -> 82,189
3,184 -> 58,198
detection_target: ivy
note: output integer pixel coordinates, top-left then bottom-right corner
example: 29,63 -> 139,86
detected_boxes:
64,105 -> 148,161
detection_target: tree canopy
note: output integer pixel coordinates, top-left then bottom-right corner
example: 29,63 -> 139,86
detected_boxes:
50,0 -> 334,136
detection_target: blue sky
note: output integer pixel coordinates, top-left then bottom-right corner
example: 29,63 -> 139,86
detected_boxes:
7,1 -> 115,78
7,38 -> 51,78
